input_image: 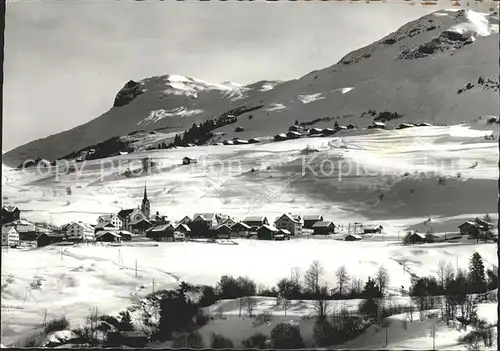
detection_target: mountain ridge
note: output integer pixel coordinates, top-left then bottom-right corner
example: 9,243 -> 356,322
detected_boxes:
3,9 -> 498,167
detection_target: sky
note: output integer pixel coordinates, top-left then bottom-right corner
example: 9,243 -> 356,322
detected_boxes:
2,1 -> 474,152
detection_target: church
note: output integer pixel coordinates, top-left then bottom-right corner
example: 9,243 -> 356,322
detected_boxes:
116,183 -> 155,234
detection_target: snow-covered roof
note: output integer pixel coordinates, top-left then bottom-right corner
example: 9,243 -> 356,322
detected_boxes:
193,213 -> 216,221
313,221 -> 335,228
2,206 -> 19,212
244,216 -> 267,223
346,234 -> 362,239
95,231 -> 121,239
258,224 -> 278,232
231,222 -> 251,230
277,229 -> 291,235
303,215 -> 323,221
175,223 -> 191,231
275,213 -> 301,224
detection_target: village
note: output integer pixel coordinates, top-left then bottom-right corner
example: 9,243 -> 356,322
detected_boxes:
1,183 -> 496,249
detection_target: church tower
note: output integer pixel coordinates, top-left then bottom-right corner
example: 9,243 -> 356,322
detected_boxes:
141,183 -> 150,219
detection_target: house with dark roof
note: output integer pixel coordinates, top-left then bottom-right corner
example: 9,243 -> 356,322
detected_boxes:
146,224 -> 174,241
95,231 -> 122,243
308,128 -> 323,136
175,223 -> 191,235
257,224 -> 279,240
215,224 -> 232,239
192,213 -> 218,229
303,215 -> 324,229
274,213 -> 302,235
248,138 -> 261,144
345,234 -> 362,241
183,157 -> 198,165
231,222 -> 251,237
274,133 -> 287,141
1,206 -> 20,225
409,231 -> 426,244
243,216 -> 269,231
363,225 -> 383,234
286,131 -> 302,139
275,229 -> 291,241
458,221 -> 480,236
313,221 -> 336,235
96,214 -> 123,233
130,218 -> 153,234
37,233 -> 65,247
177,216 -> 192,225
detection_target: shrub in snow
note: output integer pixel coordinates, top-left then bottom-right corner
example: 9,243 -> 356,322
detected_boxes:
241,332 -> 268,349
172,331 -> 204,348
270,322 -> 305,349
210,333 -> 234,349
44,316 -> 70,335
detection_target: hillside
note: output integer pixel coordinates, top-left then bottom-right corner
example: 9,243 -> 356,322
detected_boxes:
3,9 -> 499,167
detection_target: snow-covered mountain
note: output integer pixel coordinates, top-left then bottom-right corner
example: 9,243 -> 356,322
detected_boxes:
3,9 -> 498,167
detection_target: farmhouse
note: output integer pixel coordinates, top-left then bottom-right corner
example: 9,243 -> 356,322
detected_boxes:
286,131 -> 302,139
95,231 -> 122,243
2,226 -> 20,247
458,221 -> 480,237
117,230 -> 133,241
274,133 -> 287,141
257,225 -> 279,240
66,222 -> 95,241
193,213 -> 219,229
1,206 -> 20,225
231,222 -> 251,237
289,125 -> 300,132
175,223 -> 191,235
182,157 -> 198,165
129,218 -> 153,234
303,215 -> 324,229
218,217 -> 236,227
37,233 -> 65,248
96,214 -> 123,232
177,216 -> 192,225
312,221 -> 336,235
345,234 -> 362,241
409,231 -> 426,244
215,224 -> 232,239
146,224 -> 174,241
274,213 -> 302,235
308,128 -> 323,136
363,225 -> 383,234
275,229 -> 291,240
243,216 -> 269,230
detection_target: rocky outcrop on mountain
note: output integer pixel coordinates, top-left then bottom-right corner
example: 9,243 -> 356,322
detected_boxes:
3,9 -> 498,167
113,80 -> 145,107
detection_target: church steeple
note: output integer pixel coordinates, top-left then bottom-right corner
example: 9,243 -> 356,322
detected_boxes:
141,182 -> 150,219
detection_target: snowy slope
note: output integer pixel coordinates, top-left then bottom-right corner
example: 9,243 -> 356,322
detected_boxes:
3,9 -> 498,167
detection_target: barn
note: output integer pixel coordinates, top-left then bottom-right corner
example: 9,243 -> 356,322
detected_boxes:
257,225 -> 279,240
312,221 -> 336,235
303,215 -> 324,229
96,231 -> 122,243
345,234 -> 362,241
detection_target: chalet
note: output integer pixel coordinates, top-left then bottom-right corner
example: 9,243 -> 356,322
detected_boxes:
243,216 -> 269,230
409,231 -> 426,244
368,122 -> 386,129
95,231 -> 122,243
458,221 -> 480,237
192,213 -> 218,229
257,224 -> 279,240
66,222 -> 95,241
129,218 -> 153,234
312,221 -> 336,235
397,123 -> 415,129
248,138 -> 261,144
345,234 -> 362,241
37,233 -> 65,248
286,131 -> 302,139
223,140 -> 234,145
183,157 -> 198,165
96,214 -> 123,232
274,213 -> 302,235
106,330 -> 149,348
275,229 -> 291,241
474,218 -> 493,232
308,128 -> 323,136
117,230 -> 133,241
303,215 -> 324,229
146,224 -> 174,241
1,206 -> 20,225
215,224 -> 232,239
321,128 -> 335,136
231,222 -> 251,237
363,225 -> 383,234
175,223 -> 191,235
177,216 -> 192,225
2,227 -> 20,247
274,133 -> 287,141
219,217 -> 236,227
289,125 -> 300,132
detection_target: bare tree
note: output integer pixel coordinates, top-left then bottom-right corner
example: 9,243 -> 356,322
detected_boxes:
312,286 -> 330,319
242,297 -> 258,318
280,296 -> 292,316
304,260 -> 324,295
349,277 -> 364,297
335,265 -> 350,297
376,266 -> 390,296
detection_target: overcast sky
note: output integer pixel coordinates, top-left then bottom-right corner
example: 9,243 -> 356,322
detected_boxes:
3,1 -> 460,152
